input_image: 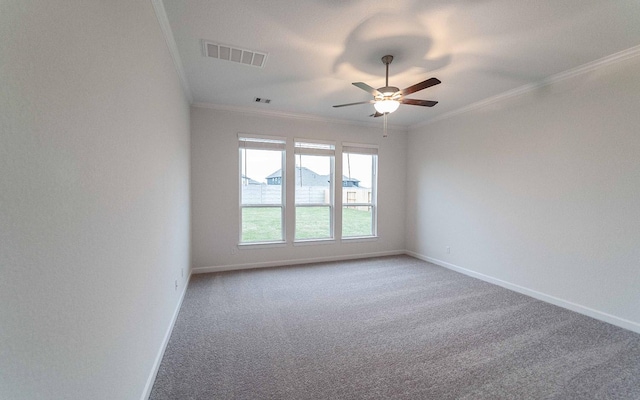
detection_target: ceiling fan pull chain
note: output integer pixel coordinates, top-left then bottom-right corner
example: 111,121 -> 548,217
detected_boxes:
383,113 -> 388,138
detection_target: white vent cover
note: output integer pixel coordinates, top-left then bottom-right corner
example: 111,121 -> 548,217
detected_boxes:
203,40 -> 267,68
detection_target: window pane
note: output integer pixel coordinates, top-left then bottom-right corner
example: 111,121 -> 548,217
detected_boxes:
342,153 -> 372,189
241,207 -> 282,242
294,152 -> 333,240
295,154 -> 331,205
241,148 -> 282,204
295,206 -> 331,240
342,206 -> 372,237
342,152 -> 376,237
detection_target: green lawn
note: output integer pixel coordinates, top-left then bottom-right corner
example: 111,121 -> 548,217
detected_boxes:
342,206 -> 373,238
241,206 -> 372,242
241,208 -> 282,242
295,206 -> 331,240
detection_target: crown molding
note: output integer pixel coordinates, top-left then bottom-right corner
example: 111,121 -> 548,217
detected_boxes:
191,102 -> 409,132
150,0 -> 193,103
411,44 -> 640,130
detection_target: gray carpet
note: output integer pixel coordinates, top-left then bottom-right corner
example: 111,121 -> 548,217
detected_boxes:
150,256 -> 640,399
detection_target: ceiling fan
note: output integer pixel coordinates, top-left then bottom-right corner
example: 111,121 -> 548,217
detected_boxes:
333,55 -> 441,117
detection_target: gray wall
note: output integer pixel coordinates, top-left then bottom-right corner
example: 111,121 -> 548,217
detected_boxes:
0,1 -> 190,399
191,106 -> 407,270
406,55 -> 640,332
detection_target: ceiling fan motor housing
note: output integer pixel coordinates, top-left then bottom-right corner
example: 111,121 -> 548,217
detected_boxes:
376,86 -> 401,100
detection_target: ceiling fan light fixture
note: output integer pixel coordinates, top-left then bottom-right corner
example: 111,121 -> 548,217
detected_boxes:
374,99 -> 400,114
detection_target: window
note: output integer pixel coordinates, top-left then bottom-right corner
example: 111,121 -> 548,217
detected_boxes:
239,135 -> 286,243
342,144 -> 377,238
294,140 -> 335,241
238,137 -> 378,244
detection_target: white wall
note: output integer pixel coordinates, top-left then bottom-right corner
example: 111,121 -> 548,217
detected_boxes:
0,1 -> 190,399
191,107 -> 407,270
406,55 -> 640,331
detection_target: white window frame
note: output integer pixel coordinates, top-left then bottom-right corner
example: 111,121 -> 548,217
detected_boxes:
342,143 -> 378,239
238,134 -> 286,245
294,139 -> 336,242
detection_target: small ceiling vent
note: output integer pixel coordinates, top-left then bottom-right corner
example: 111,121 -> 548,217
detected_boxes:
203,40 -> 267,68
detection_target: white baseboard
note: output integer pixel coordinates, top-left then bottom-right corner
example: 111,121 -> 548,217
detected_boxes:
192,250 -> 405,274
140,271 -> 192,400
405,250 -> 640,335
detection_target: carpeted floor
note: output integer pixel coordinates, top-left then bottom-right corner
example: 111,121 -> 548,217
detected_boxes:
149,256 -> 640,399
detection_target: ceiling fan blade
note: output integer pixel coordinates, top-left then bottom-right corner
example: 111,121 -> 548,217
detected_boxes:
333,100 -> 375,108
400,78 -> 441,96
369,112 -> 384,118
401,98 -> 438,107
353,82 -> 382,96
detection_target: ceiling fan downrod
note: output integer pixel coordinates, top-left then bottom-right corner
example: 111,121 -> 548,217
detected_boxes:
382,55 -> 393,87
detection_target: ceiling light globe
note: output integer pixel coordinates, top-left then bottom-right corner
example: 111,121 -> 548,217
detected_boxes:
374,99 -> 400,114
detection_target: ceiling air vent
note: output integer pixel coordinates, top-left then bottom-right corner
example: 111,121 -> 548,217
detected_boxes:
203,40 -> 267,68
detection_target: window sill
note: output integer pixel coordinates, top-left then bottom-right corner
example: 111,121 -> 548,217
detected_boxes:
341,236 -> 379,243
293,238 -> 336,246
238,241 -> 287,249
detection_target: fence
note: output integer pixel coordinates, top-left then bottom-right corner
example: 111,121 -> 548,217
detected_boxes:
242,184 -> 370,206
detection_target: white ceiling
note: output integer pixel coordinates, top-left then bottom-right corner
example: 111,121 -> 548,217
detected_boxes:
161,0 -> 640,128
